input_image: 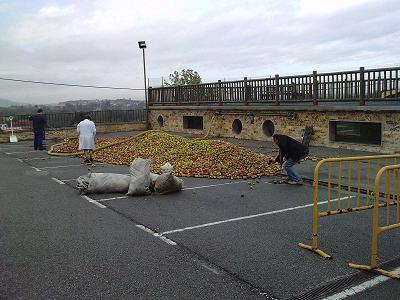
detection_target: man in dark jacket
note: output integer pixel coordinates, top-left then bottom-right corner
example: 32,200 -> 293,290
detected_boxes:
273,134 -> 309,185
29,109 -> 47,150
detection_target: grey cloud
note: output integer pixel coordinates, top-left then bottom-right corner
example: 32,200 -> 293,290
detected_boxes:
1,0 -> 399,103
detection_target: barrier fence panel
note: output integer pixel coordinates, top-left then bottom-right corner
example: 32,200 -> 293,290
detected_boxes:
349,164 -> 400,279
0,110 -> 146,131
298,154 -> 400,259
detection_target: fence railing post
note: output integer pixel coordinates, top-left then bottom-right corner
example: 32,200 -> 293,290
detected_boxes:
359,67 -> 366,106
197,86 -> 200,106
176,86 -> 180,106
148,87 -> 152,107
313,71 -> 318,106
244,77 -> 249,105
275,74 -> 280,105
218,80 -> 222,106
161,87 -> 164,105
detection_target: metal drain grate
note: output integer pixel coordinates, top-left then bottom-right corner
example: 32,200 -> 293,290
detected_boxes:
286,256 -> 400,300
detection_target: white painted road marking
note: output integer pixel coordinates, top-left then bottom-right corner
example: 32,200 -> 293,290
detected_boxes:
135,225 -> 177,246
81,195 -> 106,208
182,180 -> 248,190
40,163 -> 104,169
21,157 -> 62,161
322,266 -> 400,299
61,178 -> 77,182
16,158 -> 23,163
0,145 -> 34,149
31,166 -> 42,172
97,195 -> 128,202
5,150 -> 40,154
160,196 -> 355,235
96,180 -> 255,202
198,262 -> 220,275
51,177 -> 66,185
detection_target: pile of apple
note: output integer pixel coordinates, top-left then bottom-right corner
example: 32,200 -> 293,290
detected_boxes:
53,131 -> 281,178
52,137 -> 125,153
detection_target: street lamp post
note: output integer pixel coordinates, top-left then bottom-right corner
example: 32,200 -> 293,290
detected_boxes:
138,40 -> 148,126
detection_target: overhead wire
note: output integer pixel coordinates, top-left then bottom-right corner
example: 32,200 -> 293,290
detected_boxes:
0,77 -> 144,90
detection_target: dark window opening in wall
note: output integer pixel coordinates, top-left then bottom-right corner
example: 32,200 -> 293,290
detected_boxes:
232,119 -> 243,134
157,115 -> 164,127
262,120 -> 275,137
330,121 -> 382,145
183,116 -> 203,130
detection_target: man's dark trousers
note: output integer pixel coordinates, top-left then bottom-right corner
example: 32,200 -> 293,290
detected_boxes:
34,129 -> 45,150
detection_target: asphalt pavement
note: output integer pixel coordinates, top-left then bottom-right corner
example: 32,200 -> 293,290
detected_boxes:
0,136 -> 399,300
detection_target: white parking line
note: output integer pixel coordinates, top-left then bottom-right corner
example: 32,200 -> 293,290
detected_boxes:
96,180 -> 253,202
81,195 -> 106,208
160,196 -> 355,235
0,147 -> 27,149
5,150 -> 40,154
51,177 -> 66,185
61,178 -> 77,182
97,195 -> 128,202
135,225 -> 177,246
182,180 -> 249,190
31,166 -> 42,172
96,180 -> 255,202
322,266 -> 400,299
21,157 -> 62,161
40,163 -> 104,169
0,147 -> 32,151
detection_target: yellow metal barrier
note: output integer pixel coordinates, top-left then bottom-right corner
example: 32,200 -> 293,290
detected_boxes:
349,164 -> 400,279
298,154 -> 400,259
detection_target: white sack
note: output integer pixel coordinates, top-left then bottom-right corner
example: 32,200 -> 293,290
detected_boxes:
127,158 -> 152,196
77,173 -> 130,194
154,173 -> 183,194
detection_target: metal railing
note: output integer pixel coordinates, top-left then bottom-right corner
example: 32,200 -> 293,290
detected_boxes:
298,154 -> 400,259
349,164 -> 400,280
0,109 -> 146,131
148,66 -> 400,106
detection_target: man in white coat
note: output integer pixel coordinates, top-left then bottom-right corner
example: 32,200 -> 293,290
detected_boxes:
77,114 -> 96,164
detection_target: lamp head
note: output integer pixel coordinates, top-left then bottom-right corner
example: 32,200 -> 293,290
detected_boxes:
138,41 -> 146,49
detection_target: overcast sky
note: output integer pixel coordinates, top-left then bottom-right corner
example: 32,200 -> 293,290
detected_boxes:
0,0 -> 399,104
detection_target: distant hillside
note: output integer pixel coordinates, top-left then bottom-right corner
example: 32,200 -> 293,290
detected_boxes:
0,98 -> 144,115
54,98 -> 145,111
0,98 -> 25,107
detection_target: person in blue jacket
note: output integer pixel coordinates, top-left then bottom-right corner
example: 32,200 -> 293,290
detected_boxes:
273,134 -> 309,185
29,109 -> 47,150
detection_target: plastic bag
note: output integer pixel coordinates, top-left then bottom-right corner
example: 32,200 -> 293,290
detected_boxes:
161,162 -> 173,174
126,158 -> 152,196
77,173 -> 131,194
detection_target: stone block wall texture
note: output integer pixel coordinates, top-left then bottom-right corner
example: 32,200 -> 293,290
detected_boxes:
149,107 -> 400,153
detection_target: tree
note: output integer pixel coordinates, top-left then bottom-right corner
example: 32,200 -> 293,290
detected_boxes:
164,69 -> 202,86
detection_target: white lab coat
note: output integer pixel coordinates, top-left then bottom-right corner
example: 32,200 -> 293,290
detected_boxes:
77,119 -> 96,150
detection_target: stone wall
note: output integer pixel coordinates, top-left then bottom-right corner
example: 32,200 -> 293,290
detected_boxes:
149,106 -> 400,153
